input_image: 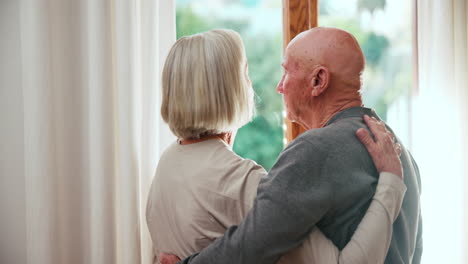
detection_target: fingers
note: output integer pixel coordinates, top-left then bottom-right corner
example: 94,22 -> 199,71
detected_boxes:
159,253 -> 181,264
395,142 -> 402,156
362,115 -> 394,145
363,115 -> 392,143
363,115 -> 384,142
359,115 -> 403,179
356,128 -> 375,152
366,115 -> 401,157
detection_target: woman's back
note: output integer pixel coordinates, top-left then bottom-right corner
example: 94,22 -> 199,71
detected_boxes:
146,139 -> 266,261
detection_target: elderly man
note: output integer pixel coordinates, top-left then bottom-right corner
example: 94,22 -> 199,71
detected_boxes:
167,27 -> 422,264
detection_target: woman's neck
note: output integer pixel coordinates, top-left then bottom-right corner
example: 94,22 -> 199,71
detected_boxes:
179,132 -> 233,145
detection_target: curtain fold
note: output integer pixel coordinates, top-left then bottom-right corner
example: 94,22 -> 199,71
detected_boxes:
414,1 -> 468,263
0,0 -> 175,263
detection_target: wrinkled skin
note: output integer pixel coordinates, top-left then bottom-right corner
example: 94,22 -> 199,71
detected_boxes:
277,27 -> 365,129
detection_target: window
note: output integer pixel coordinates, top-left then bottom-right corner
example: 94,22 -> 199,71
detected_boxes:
319,0 -> 413,146
176,0 -> 413,167
176,0 -> 284,170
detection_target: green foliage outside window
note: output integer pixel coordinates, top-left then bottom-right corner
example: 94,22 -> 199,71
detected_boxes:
176,5 -> 284,170
175,0 -> 408,170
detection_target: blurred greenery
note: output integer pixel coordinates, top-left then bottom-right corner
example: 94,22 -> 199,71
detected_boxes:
319,15 -> 397,118
175,0 -> 408,170
318,18 -> 389,68
361,32 -> 390,67
176,4 -> 284,170
357,0 -> 386,15
176,6 -> 212,37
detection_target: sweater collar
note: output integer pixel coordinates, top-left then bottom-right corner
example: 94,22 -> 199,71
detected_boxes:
325,107 -> 381,126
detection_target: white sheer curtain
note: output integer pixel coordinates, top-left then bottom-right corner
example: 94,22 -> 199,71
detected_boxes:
413,0 -> 468,263
0,0 -> 175,263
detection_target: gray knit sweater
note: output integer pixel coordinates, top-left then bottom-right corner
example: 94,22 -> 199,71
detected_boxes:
179,107 -> 422,264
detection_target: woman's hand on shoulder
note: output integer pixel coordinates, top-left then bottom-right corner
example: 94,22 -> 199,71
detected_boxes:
356,115 -> 403,179
159,253 -> 181,264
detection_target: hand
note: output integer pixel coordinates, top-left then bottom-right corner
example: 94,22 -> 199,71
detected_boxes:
159,253 -> 181,264
356,115 -> 403,179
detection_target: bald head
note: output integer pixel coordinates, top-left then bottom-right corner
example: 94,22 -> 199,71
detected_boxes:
286,27 -> 365,88
278,27 -> 365,129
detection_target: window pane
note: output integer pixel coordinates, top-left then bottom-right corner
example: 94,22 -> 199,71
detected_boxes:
320,0 -> 413,146
176,0 -> 284,170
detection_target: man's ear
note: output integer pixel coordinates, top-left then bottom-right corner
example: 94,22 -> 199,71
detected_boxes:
309,66 -> 330,97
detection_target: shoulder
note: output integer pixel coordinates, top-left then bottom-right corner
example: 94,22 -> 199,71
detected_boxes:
267,117 -> 370,183
263,133 -> 332,192
159,139 -> 267,181
277,125 -> 345,166
191,140 -> 267,201
296,117 -> 370,160
216,146 -> 267,195
212,142 -> 267,179
299,116 -> 364,145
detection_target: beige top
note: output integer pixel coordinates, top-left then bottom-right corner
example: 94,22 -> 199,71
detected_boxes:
146,138 -> 406,264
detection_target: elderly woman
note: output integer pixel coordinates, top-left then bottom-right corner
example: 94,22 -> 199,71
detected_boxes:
146,29 -> 405,264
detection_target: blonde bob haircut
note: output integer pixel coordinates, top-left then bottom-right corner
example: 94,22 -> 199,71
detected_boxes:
161,29 -> 254,139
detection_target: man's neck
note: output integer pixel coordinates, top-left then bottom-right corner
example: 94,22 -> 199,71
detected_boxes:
301,99 -> 362,130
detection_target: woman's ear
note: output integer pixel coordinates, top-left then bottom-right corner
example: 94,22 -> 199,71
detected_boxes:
309,66 -> 330,97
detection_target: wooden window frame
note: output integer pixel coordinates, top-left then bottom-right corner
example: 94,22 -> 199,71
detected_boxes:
282,0 -> 318,143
